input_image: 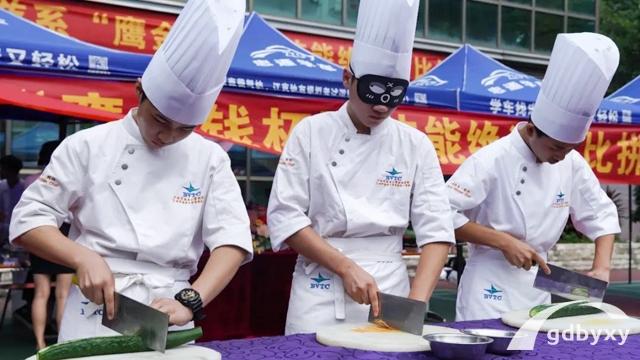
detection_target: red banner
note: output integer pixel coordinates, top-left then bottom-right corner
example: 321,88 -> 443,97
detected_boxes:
1,0 -> 447,80
3,73 -> 639,185
1,0 -> 175,54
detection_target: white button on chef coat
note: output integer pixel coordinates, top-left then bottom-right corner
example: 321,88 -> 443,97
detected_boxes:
268,103 -> 456,334
447,122 -> 620,321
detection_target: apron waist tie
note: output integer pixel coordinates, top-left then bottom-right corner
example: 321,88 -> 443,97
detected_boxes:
299,236 -> 404,320
80,258 -> 191,318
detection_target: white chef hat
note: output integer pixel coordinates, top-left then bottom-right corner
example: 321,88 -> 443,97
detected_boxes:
141,0 -> 244,126
350,0 -> 419,81
531,32 -> 619,144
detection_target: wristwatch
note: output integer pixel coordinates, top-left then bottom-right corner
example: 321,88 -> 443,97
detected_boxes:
174,288 -> 206,321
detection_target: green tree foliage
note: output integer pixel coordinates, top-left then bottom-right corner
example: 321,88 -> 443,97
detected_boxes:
599,0 -> 640,93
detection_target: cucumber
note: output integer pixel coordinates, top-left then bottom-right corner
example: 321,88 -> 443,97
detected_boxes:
529,301 -> 604,319
36,326 -> 203,360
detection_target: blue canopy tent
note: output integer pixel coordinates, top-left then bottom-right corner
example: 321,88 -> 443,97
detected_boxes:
0,8 -> 150,81
607,75 -> 640,106
224,12 -> 346,100
405,44 -> 640,125
0,9 -> 346,100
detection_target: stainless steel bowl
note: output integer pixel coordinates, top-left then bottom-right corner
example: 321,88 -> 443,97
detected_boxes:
423,333 -> 493,360
461,328 -> 527,355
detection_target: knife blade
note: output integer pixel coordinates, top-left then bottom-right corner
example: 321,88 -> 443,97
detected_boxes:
72,275 -> 170,352
367,292 -> 426,335
533,263 -> 608,302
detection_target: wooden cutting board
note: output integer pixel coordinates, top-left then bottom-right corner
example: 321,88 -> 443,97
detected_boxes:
502,309 -> 640,335
316,322 -> 461,352
25,345 -> 221,360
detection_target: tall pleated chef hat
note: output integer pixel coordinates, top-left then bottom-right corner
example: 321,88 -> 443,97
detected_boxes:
350,0 -> 419,81
141,0 -> 245,126
531,32 -> 619,144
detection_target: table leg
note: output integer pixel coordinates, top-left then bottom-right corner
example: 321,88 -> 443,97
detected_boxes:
0,288 -> 12,332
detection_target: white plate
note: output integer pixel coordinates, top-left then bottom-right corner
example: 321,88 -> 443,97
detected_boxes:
25,344 -> 221,360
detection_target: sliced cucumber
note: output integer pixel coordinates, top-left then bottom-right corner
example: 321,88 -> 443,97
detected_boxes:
529,301 -> 604,320
36,327 -> 203,360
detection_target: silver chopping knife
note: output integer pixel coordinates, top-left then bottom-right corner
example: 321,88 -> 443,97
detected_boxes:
102,292 -> 170,353
367,292 -> 426,335
533,263 -> 608,302
72,275 -> 170,352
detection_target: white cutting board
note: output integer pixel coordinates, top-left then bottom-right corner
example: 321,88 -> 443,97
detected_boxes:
25,345 -> 221,360
502,309 -> 640,335
316,322 -> 461,352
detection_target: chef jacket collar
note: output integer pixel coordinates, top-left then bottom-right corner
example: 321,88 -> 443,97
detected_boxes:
510,122 -> 538,163
337,102 -> 390,136
122,108 -> 146,145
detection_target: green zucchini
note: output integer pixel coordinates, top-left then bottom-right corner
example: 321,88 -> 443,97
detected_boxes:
36,326 -> 203,360
529,301 -> 604,319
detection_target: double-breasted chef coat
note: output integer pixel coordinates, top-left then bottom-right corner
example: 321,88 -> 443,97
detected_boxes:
9,109 -> 253,341
267,103 -> 456,335
447,122 -> 620,322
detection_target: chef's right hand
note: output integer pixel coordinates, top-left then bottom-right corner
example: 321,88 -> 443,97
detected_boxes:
74,250 -> 116,320
500,234 -> 551,274
338,258 -> 381,317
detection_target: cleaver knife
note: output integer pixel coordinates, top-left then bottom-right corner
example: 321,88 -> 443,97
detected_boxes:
533,263 -> 608,302
367,292 -> 426,335
72,275 -> 170,352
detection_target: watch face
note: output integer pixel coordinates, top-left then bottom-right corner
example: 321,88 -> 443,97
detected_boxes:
181,289 -> 199,302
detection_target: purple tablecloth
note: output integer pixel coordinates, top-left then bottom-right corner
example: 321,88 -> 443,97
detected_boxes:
197,318 -> 640,359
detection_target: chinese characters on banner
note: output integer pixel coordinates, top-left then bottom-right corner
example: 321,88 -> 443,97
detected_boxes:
3,72 -> 640,184
1,0 -> 176,54
1,0 -> 446,78
195,96 -> 640,182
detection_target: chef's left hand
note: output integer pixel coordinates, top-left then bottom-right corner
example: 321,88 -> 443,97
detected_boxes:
150,298 -> 193,326
586,267 -> 610,283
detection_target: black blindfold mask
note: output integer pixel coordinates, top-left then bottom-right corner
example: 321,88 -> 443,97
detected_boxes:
351,69 -> 409,107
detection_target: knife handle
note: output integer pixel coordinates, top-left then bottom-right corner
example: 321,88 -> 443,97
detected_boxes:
72,274 -> 79,286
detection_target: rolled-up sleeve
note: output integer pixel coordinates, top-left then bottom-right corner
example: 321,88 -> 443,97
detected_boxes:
202,148 -> 254,265
9,137 -> 84,244
410,137 -> 456,248
569,154 -> 621,241
445,156 -> 491,230
267,120 -> 312,251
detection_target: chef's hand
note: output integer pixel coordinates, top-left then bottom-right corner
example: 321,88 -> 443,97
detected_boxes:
150,298 -> 193,326
74,250 -> 116,320
587,267 -> 610,283
338,258 -> 381,317
500,234 -> 551,274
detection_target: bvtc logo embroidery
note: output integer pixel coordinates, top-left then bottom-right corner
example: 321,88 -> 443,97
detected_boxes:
310,273 -> 330,290
552,191 -> 569,208
173,182 -> 204,204
376,167 -> 411,188
484,284 -> 503,301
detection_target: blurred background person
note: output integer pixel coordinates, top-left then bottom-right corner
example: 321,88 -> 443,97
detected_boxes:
24,141 -> 74,350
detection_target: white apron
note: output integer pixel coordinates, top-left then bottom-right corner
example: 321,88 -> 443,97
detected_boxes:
284,236 -> 410,335
58,258 -> 194,342
455,251 -> 550,322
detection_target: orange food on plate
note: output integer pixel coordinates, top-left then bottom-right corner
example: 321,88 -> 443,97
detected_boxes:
352,320 -> 399,333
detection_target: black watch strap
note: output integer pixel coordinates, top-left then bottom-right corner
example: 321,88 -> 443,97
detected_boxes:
175,288 -> 206,321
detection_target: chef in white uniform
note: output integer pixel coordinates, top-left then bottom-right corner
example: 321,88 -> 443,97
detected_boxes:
9,0 -> 253,341
267,0 -> 456,335
448,33 -> 621,321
